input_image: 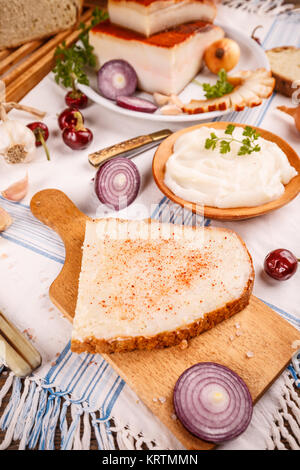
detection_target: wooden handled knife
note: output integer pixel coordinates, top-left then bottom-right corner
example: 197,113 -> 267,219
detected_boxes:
88,129 -> 172,167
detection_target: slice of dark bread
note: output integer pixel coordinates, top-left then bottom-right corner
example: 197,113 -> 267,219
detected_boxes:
0,0 -> 83,50
266,46 -> 300,97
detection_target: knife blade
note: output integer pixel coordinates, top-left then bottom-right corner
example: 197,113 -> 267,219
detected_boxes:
88,129 -> 172,167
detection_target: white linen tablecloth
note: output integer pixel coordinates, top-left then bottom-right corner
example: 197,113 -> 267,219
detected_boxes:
0,1 -> 299,450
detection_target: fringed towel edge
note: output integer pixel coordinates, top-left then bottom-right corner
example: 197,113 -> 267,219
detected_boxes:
0,371 -> 163,450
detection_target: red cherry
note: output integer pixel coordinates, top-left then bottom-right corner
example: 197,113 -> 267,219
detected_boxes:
264,249 -> 298,281
58,108 -> 84,130
65,90 -> 88,109
63,128 -> 93,150
27,122 -> 49,145
27,121 -> 50,161
62,111 -> 93,150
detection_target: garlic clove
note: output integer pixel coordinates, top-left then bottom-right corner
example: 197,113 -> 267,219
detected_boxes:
160,104 -> 183,115
0,207 -> 12,232
169,94 -> 184,109
2,173 -> 28,202
153,92 -> 184,109
153,92 -> 170,107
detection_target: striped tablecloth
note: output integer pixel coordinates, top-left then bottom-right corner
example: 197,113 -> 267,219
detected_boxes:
0,0 -> 299,450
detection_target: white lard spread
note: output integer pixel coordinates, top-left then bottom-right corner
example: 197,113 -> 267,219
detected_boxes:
164,127 -> 297,208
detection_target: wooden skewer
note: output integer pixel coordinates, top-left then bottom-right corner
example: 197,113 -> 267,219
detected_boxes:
0,40 -> 42,75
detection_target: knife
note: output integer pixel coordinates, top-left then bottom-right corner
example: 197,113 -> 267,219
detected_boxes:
88,129 -> 172,167
0,312 -> 41,377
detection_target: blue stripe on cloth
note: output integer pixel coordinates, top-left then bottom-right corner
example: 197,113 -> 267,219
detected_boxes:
150,196 -> 167,219
45,342 -> 73,383
260,300 -> 300,330
0,377 -> 21,430
0,195 -> 30,209
151,197 -> 209,227
103,379 -> 125,420
0,196 -> 65,264
256,92 -> 277,127
0,233 -> 64,264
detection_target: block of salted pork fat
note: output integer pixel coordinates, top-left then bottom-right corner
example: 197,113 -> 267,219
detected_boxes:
89,20 -> 224,95
108,0 -> 217,37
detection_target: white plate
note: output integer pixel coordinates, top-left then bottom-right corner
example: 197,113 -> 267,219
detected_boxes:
78,24 -> 270,123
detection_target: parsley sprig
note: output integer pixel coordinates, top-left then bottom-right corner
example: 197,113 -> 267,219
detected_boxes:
193,69 -> 234,99
205,124 -> 261,156
53,8 -> 108,93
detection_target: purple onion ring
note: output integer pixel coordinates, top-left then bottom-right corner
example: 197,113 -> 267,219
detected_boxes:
94,157 -> 140,211
97,60 -> 138,101
173,362 -> 253,443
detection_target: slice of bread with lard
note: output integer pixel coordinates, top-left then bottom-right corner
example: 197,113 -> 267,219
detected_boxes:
71,219 -> 254,354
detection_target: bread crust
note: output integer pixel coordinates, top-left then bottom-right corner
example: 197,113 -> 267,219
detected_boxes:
0,0 -> 83,50
271,72 -> 294,98
266,46 -> 299,97
71,225 -> 255,355
71,276 -> 253,354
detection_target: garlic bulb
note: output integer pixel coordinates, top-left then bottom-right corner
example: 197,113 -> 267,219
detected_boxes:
0,120 -> 36,164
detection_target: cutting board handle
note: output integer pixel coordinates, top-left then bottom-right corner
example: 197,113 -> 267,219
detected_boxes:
31,189 -> 90,321
30,189 -> 88,243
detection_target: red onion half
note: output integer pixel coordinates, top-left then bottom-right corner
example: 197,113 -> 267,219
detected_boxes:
94,157 -> 141,211
173,362 -> 253,443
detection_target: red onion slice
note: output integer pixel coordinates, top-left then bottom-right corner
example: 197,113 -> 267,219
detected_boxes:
173,362 -> 253,443
116,96 -> 158,113
94,157 -> 141,211
97,60 -> 138,100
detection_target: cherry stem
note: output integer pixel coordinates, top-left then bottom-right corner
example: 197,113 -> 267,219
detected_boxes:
73,111 -> 84,131
71,74 -> 79,95
38,130 -> 50,161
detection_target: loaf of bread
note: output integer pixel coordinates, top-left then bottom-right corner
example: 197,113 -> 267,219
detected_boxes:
266,46 -> 300,97
71,219 -> 254,354
0,0 -> 83,50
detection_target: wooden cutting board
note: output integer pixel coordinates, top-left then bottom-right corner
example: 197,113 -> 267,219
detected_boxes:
30,189 -> 300,450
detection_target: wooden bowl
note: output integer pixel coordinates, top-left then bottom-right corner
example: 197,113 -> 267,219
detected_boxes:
152,122 -> 300,221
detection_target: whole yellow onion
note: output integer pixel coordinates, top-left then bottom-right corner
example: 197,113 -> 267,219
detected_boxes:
204,38 -> 241,75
